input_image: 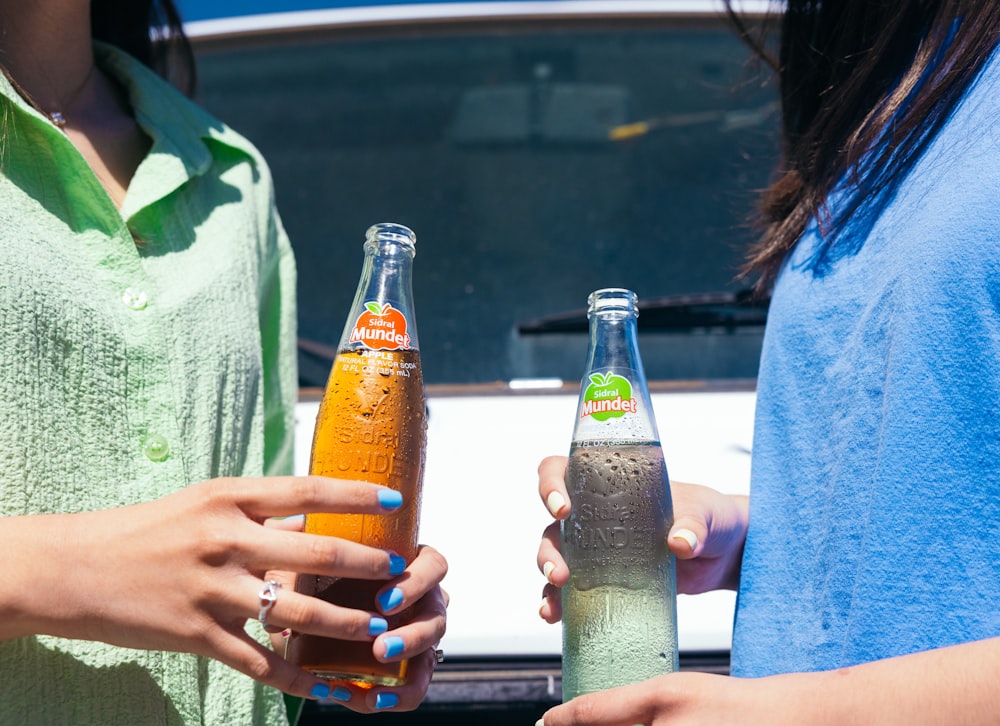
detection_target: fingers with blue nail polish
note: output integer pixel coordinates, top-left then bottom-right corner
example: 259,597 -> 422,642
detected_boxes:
375,692 -> 398,710
377,489 -> 403,510
368,616 -> 388,636
382,636 -> 404,659
310,683 -> 331,700
318,686 -> 352,705
378,587 -> 405,612
388,553 -> 406,576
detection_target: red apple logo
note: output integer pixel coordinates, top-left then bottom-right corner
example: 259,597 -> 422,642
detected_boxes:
349,301 -> 411,350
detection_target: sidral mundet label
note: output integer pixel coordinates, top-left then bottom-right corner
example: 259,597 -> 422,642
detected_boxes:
349,301 -> 412,350
580,372 -> 638,421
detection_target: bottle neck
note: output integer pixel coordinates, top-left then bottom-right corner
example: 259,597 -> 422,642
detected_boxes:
573,301 -> 658,443
586,312 -> 641,375
339,235 -> 419,353
361,242 -> 415,310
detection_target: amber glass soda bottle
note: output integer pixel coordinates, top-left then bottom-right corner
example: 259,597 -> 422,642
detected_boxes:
286,222 -> 427,688
560,288 -> 678,701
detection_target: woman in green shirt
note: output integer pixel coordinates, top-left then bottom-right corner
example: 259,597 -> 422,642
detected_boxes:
0,1 -> 448,723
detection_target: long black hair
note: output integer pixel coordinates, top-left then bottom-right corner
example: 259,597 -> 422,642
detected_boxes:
734,1 -> 1000,287
91,0 -> 195,94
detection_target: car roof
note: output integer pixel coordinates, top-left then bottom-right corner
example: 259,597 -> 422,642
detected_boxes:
181,1 -> 773,37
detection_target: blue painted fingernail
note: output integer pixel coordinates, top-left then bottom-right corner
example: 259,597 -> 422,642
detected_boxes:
382,636 -> 404,658
378,587 -> 405,612
310,683 -> 331,699
388,554 -> 406,576
375,692 -> 399,710
368,616 -> 388,636
377,489 -> 403,510
284,514 -> 305,524
318,685 -> 352,705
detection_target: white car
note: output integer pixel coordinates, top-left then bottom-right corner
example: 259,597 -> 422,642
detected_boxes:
187,1 -> 775,721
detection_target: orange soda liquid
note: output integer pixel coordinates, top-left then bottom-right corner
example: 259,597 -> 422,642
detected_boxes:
286,347 -> 426,686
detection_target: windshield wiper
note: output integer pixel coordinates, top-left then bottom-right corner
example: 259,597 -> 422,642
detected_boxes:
298,337 -> 339,362
517,289 -> 769,335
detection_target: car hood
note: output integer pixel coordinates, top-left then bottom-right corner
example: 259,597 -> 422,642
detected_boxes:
294,386 -> 755,658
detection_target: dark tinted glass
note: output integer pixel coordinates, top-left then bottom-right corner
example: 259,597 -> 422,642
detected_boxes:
193,16 -> 779,387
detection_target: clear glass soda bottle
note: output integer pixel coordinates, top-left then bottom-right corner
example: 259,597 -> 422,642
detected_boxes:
285,222 -> 427,688
560,288 -> 678,700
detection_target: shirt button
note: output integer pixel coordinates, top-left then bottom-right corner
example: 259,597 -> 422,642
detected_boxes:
123,288 -> 148,310
143,434 -> 170,462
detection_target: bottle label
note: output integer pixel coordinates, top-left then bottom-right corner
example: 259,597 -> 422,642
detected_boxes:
349,302 -> 412,351
579,372 -> 637,421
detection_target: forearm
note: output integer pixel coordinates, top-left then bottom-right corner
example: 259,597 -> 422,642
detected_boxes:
771,638 -> 1000,724
0,512 -> 93,642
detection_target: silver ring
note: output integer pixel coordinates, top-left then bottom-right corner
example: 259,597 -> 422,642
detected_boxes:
258,580 -> 281,627
434,648 -> 445,664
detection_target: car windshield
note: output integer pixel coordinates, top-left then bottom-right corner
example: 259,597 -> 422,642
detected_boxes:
192,11 -> 780,388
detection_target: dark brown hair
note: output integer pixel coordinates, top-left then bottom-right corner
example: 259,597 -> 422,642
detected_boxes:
734,1 -> 1000,289
91,0 -> 195,94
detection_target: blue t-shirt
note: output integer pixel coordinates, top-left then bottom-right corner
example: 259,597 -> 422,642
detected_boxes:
731,46 -> 1000,677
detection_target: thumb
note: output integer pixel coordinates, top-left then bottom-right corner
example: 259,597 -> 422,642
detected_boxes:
667,518 -> 706,559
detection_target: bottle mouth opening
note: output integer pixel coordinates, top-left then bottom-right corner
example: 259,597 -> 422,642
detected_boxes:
587,287 -> 638,317
365,222 -> 417,254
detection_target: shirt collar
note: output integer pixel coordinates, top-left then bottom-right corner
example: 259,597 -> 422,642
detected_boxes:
0,44 -> 260,220
94,42 -> 259,218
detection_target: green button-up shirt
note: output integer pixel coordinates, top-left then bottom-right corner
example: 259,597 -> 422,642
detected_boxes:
0,43 -> 297,725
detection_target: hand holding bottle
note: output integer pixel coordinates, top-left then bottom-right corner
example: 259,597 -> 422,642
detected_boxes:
536,455 -> 750,624
551,288 -> 679,700
1,474 -> 447,709
287,223 -> 433,691
265,512 -> 448,712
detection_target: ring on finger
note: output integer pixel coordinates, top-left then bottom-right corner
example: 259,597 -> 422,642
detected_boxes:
257,580 -> 281,627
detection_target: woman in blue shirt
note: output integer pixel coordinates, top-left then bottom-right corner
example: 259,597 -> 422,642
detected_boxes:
536,1 -> 1000,722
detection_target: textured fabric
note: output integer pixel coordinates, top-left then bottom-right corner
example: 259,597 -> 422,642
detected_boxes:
732,46 -> 1000,677
0,44 -> 297,724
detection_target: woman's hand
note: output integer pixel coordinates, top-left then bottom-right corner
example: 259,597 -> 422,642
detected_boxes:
535,455 -> 749,623
265,515 -> 449,712
2,475 -> 448,708
535,670 -> 811,726
537,637 -> 1000,725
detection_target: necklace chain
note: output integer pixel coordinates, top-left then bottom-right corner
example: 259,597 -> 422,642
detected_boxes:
0,63 -> 96,129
